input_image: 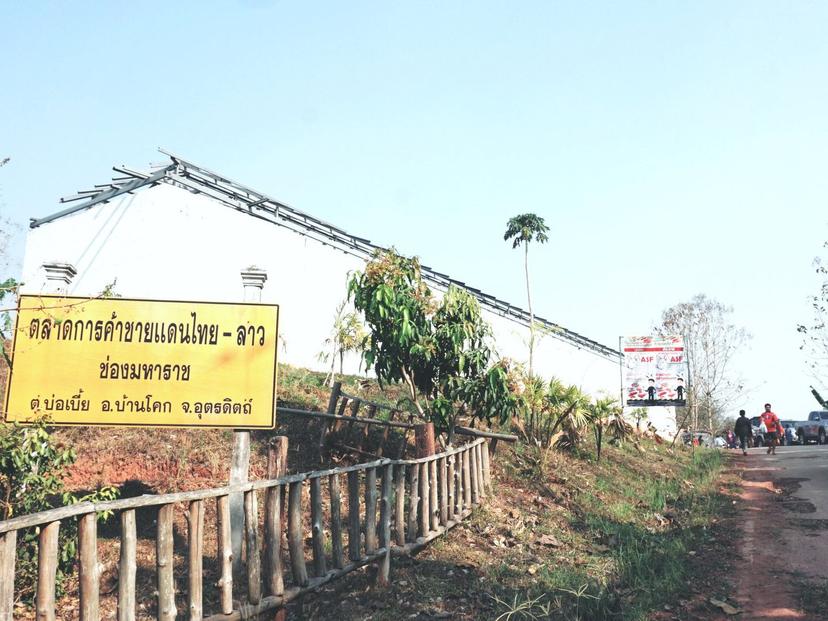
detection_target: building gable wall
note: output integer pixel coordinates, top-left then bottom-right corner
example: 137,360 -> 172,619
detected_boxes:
22,182 -> 621,399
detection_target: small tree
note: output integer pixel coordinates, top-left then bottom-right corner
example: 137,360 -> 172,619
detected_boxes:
630,407 -> 648,432
348,250 -> 434,418
348,249 -> 520,440
504,213 -> 549,377
319,301 -> 366,385
0,419 -> 118,598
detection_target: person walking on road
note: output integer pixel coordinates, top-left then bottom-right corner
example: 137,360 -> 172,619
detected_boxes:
734,410 -> 752,455
760,403 -> 782,455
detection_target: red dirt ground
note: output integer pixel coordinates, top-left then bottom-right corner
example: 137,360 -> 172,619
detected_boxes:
727,454 -> 820,621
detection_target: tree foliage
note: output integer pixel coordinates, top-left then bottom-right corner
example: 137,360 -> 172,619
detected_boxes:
348,249 -> 520,439
503,213 -> 549,377
657,294 -> 750,431
0,276 -> 17,367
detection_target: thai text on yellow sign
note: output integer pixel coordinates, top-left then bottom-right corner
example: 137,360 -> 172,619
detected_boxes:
3,295 -> 279,428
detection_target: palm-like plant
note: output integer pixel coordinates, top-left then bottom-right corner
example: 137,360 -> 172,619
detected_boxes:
589,397 -> 628,461
546,380 -> 593,450
513,376 -> 591,450
504,214 -> 549,377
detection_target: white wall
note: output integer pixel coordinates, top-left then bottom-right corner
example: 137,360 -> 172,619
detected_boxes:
22,183 -> 621,400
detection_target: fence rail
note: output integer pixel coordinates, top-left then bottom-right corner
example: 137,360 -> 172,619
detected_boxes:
314,382 -> 517,457
0,438 -> 491,621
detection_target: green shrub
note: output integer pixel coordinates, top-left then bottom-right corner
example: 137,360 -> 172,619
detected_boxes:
0,419 -> 118,599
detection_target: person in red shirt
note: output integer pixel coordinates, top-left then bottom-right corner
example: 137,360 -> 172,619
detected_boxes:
760,403 -> 782,455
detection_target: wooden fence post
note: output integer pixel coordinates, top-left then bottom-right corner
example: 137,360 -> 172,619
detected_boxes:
377,408 -> 397,456
456,450 -> 463,513
0,530 -> 17,621
187,500 -> 204,621
481,441 -> 492,492
474,443 -> 485,500
329,474 -> 345,569
287,482 -> 309,587
429,458 -> 439,531
438,456 -> 448,526
394,465 -> 406,546
157,505 -> 176,621
377,463 -> 393,586
265,436 -> 288,621
407,464 -> 419,543
419,461 -> 430,538
447,454 -> 456,520
244,491 -> 262,604
310,477 -> 328,576
469,445 -> 480,505
347,471 -> 362,561
320,381 -> 342,454
462,449 -> 472,509
216,496 -> 233,615
36,521 -> 59,621
327,381 -> 343,415
415,424 -> 435,538
364,468 -> 379,554
118,510 -> 137,621
79,513 -> 100,621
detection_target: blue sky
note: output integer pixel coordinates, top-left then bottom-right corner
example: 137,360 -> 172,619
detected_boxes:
2,2 -> 827,418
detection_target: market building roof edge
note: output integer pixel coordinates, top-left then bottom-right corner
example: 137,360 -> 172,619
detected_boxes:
29,148 -> 620,361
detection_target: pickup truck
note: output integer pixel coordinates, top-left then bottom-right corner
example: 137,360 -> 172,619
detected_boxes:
793,411 -> 828,444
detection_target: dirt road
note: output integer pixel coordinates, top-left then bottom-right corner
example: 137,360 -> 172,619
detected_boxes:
730,446 -> 828,620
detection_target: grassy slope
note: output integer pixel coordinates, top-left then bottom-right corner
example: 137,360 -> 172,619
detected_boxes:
6,365 -> 732,620
304,432 -> 731,620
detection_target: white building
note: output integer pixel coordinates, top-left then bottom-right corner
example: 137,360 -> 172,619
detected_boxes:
21,151 -> 634,416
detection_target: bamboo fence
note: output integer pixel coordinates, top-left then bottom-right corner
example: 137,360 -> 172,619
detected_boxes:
0,439 -> 491,621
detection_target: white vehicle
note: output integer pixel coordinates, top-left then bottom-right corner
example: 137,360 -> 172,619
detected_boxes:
797,411 -> 828,445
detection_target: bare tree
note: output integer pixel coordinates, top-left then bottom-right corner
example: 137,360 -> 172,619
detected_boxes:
798,242 -> 828,387
656,294 -> 750,431
1,158 -> 18,368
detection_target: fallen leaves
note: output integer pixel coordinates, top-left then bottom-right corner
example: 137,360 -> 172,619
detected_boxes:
709,597 -> 741,615
537,534 -> 562,547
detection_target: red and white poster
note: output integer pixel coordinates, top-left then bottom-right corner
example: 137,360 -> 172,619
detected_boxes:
621,335 -> 688,407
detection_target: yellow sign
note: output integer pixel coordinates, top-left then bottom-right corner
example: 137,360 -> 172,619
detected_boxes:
3,295 -> 279,428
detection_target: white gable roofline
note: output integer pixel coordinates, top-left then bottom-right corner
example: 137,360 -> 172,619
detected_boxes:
30,149 -> 620,361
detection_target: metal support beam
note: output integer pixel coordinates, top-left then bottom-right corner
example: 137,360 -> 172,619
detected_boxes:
30,166 -> 173,229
